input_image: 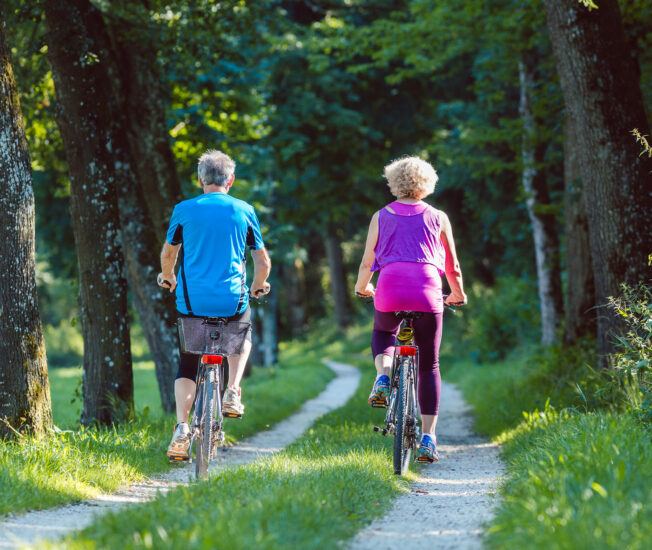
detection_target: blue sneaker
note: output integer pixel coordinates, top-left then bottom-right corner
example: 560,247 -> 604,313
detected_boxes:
368,375 -> 390,407
416,434 -> 439,463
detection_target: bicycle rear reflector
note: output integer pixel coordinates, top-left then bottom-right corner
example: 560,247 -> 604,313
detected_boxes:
397,346 -> 416,356
202,354 -> 223,364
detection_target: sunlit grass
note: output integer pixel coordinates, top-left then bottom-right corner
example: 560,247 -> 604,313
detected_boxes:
488,410 -> 652,550
445,349 -> 652,550
1,354 -> 333,517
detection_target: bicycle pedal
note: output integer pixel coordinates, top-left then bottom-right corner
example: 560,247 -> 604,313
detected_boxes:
370,398 -> 388,408
223,412 -> 242,419
415,455 -> 437,464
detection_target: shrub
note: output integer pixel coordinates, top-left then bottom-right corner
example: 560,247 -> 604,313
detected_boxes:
459,276 -> 540,362
607,282 -> 651,422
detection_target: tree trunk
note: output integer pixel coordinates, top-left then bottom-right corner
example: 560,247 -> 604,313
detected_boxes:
279,255 -> 307,336
109,23 -> 183,237
45,0 -> 133,425
304,236 -> 327,323
262,289 -> 279,366
518,56 -> 563,346
563,114 -> 596,345
544,0 -> 652,363
108,22 -> 181,413
0,13 -> 53,438
325,231 -> 352,328
48,1 -> 178,414
248,306 -> 263,376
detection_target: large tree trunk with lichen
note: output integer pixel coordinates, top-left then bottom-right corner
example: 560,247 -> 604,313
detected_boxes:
518,55 -> 563,346
545,0 -> 652,364
109,21 -> 181,413
47,0 -> 180,414
0,13 -> 53,439
45,0 -> 133,425
563,114 -> 595,345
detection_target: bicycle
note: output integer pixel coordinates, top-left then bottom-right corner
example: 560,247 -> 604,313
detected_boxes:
174,315 -> 252,479
372,311 -> 421,476
357,292 -> 463,476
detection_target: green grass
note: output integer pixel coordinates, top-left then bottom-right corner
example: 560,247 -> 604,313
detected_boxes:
489,410 -> 652,549
45,352 -> 410,550
50,362 -> 162,429
444,348 -> 652,550
1,353 -> 333,517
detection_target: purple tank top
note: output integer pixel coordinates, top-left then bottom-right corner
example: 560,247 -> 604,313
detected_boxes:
371,201 -> 446,274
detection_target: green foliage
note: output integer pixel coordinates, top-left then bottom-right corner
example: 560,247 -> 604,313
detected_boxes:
452,277 -> 541,362
607,283 -> 652,421
489,410 -> 652,550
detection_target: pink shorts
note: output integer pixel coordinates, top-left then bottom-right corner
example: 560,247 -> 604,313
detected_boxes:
375,262 -> 443,313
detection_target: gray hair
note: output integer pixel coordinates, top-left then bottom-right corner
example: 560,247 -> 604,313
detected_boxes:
197,150 -> 236,187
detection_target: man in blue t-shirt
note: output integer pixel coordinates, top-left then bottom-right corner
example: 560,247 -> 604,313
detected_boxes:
157,150 -> 271,460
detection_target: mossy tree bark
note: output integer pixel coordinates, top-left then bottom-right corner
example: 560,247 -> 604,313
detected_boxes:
545,0 -> 652,363
0,11 -> 53,439
46,0 -> 180,414
44,0 -> 133,425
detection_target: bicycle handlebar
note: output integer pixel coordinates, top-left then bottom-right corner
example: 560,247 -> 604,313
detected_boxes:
354,291 -> 465,310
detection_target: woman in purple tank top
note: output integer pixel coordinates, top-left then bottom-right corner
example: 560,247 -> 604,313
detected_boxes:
354,157 -> 467,463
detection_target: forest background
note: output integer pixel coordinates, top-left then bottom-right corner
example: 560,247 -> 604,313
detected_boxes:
1,0 -> 651,432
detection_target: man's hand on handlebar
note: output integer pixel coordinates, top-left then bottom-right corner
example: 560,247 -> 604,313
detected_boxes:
251,281 -> 271,298
157,273 -> 177,293
354,283 -> 375,298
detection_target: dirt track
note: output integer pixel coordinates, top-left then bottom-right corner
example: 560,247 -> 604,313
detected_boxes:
349,382 -> 504,550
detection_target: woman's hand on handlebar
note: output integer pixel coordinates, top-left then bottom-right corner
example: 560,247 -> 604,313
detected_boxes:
157,273 -> 177,293
445,292 -> 467,306
354,283 -> 375,297
251,281 -> 271,298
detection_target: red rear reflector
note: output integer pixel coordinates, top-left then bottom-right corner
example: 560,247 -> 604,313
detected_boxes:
397,346 -> 416,356
202,354 -> 223,364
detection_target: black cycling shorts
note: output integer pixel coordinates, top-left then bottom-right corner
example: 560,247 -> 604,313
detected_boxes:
175,308 -> 252,382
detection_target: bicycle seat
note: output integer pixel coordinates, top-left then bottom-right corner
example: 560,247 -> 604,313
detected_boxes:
394,311 -> 423,321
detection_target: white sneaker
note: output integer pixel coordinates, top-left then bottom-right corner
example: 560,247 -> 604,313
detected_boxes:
222,387 -> 245,417
167,422 -> 191,458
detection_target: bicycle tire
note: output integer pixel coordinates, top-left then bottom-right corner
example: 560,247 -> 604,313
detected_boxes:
195,367 -> 216,479
393,357 -> 412,475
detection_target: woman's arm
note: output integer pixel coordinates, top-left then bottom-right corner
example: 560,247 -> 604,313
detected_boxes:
354,212 -> 379,297
440,212 -> 467,305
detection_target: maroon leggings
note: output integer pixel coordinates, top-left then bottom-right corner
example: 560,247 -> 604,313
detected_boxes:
371,309 -> 443,415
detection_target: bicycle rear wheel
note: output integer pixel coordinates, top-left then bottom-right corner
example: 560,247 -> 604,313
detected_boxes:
195,367 -> 216,479
393,357 -> 413,475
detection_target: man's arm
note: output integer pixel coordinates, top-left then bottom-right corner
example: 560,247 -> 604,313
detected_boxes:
250,247 -> 271,297
158,241 -> 181,293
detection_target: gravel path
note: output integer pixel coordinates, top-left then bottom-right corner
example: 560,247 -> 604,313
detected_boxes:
0,360 -> 360,549
349,382 -> 504,550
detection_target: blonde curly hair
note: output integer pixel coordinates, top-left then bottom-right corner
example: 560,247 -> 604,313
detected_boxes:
383,156 -> 438,199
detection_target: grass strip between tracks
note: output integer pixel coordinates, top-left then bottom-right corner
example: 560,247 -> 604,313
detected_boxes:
43,323 -> 413,549
0,345 -> 334,517
446,356 -> 652,550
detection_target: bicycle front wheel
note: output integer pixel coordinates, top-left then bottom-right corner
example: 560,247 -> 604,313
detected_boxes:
195,367 -> 216,479
393,357 -> 413,476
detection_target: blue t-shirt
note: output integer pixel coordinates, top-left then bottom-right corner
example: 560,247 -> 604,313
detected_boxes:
166,192 -> 265,316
